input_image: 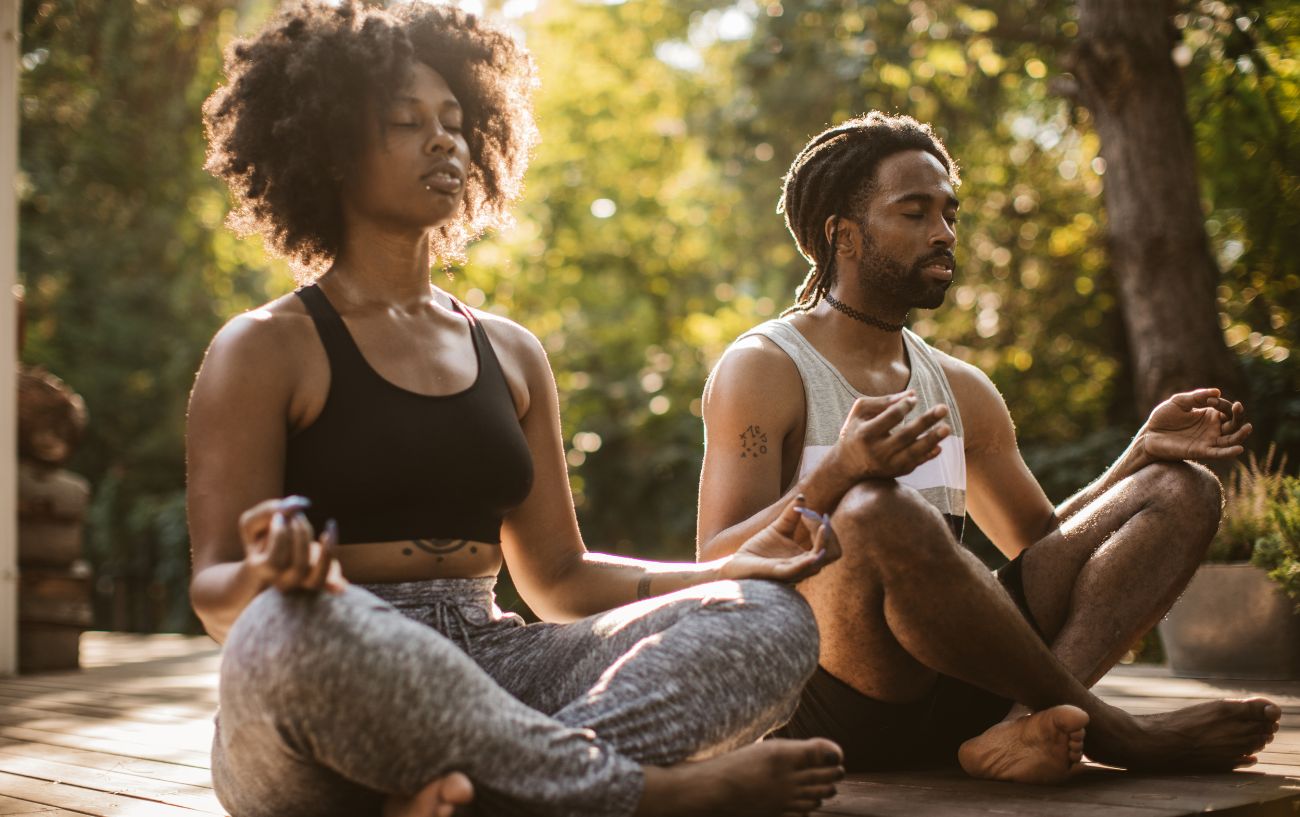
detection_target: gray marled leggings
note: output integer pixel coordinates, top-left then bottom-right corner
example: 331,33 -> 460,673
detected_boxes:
211,578 -> 818,817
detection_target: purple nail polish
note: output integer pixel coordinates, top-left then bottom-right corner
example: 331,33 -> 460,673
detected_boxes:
325,519 -> 339,542
796,506 -> 828,525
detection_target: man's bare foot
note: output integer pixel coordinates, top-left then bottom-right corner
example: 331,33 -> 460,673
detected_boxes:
383,772 -> 474,817
1087,698 -> 1281,771
637,738 -> 844,817
958,705 -> 1088,784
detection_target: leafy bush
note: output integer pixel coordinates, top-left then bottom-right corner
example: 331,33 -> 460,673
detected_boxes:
1208,445 -> 1300,608
1251,477 -> 1300,610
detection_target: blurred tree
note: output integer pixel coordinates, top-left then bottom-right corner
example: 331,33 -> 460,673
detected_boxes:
18,0 -> 288,632
1071,0 -> 1245,412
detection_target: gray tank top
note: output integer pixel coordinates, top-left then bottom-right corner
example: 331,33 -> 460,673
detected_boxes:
738,320 -> 967,540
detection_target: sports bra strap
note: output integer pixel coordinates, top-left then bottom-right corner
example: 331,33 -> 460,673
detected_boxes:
295,284 -> 368,371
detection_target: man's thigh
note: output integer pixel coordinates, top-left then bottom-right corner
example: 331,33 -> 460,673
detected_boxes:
798,553 -> 941,703
1018,468 -> 1169,641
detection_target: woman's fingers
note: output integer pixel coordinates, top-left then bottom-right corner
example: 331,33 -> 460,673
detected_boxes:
301,520 -> 336,591
811,517 -> 841,566
239,498 -> 284,548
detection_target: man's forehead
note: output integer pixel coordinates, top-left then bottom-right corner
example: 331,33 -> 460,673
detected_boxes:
873,150 -> 957,203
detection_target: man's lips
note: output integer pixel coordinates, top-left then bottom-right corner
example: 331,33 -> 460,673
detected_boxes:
919,253 -> 955,281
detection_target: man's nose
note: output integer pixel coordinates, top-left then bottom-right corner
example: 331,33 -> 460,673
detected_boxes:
931,217 -> 956,247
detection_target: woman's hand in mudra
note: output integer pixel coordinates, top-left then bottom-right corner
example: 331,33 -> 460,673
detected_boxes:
239,496 -> 347,594
720,496 -> 841,584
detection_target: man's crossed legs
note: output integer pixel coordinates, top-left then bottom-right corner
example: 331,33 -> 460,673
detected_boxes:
783,460 -> 1281,782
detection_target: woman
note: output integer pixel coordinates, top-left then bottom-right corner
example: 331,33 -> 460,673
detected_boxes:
188,3 -> 844,816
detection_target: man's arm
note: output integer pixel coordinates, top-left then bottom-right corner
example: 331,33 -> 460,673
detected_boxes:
697,337 -> 811,561
945,358 -> 1057,560
953,353 -> 1251,558
698,335 -> 949,561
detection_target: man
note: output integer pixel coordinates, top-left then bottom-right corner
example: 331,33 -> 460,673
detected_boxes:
696,112 -> 1280,783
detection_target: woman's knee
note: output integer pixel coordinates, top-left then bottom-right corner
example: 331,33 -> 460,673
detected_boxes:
728,579 -> 819,675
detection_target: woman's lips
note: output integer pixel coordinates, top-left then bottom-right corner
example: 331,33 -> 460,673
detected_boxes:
422,171 -> 463,194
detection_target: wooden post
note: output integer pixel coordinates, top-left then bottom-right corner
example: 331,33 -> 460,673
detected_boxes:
0,0 -> 19,677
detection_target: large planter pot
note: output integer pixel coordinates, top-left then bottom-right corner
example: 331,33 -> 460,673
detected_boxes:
1159,562 -> 1300,680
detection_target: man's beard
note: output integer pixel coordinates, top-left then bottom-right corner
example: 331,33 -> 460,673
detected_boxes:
855,242 -> 954,310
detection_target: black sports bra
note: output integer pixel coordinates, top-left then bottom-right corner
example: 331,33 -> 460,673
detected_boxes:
283,285 -> 534,544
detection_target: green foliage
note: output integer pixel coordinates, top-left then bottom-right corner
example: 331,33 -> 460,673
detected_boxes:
1250,476 -> 1300,609
19,1 -> 290,631
1209,445 -> 1292,561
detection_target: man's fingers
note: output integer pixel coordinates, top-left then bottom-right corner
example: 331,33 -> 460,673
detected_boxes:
851,391 -> 912,419
860,397 -> 916,438
1222,422 -> 1253,448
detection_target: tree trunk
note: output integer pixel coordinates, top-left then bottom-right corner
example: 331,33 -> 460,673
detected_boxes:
1071,0 -> 1245,414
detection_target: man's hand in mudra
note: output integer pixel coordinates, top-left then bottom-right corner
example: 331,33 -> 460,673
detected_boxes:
1140,387 -> 1252,463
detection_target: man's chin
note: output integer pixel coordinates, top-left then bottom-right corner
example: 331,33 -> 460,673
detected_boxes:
915,285 -> 949,310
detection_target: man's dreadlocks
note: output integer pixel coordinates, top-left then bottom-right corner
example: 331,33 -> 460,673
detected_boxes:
778,112 -> 959,315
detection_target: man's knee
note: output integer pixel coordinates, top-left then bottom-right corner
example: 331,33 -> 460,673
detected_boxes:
1142,460 -> 1224,533
834,479 -> 955,565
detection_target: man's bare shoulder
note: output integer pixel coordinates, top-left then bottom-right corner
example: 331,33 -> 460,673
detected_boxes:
706,331 -> 802,402
930,346 -> 1016,447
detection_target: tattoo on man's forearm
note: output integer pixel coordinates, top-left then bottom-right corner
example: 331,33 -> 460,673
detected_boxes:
637,574 -> 653,601
740,424 -> 769,459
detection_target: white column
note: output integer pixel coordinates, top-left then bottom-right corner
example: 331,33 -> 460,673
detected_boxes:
0,0 -> 20,676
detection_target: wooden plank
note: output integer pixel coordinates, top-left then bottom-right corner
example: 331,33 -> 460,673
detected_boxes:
0,691 -> 215,725
814,767 -> 1300,817
0,726 -> 211,769
0,794 -> 85,815
0,756 -> 222,814
0,710 -> 213,754
0,771 -> 211,817
0,741 -> 213,789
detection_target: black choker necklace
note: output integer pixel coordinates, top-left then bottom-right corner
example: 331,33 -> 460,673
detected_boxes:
823,293 -> 906,332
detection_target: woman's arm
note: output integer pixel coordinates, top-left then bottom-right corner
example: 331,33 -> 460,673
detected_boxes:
494,324 -> 832,623
187,307 -> 341,643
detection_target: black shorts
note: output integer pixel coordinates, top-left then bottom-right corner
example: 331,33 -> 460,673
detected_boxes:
774,553 -> 1045,771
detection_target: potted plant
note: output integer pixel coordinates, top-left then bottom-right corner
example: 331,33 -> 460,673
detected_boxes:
1158,447 -> 1300,679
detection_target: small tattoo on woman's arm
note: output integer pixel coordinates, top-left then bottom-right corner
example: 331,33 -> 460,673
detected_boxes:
740,424 -> 769,459
637,575 -> 653,601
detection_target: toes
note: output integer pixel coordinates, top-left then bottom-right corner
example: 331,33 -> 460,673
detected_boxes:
801,738 -> 843,769
794,766 -> 845,785
1048,704 -> 1090,733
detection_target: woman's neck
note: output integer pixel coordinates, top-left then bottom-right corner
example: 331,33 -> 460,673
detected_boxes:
325,222 -> 438,309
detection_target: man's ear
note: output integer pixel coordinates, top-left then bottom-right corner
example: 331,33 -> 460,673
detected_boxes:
823,215 -> 863,258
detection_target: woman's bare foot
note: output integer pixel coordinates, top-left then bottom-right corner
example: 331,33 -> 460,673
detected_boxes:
1087,697 -> 1281,771
383,772 -> 474,817
958,705 -> 1088,784
637,738 -> 844,817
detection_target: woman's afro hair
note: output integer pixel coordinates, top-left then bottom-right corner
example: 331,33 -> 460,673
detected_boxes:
202,1 -> 539,277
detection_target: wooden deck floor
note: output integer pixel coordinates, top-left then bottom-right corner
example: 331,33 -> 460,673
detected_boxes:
0,633 -> 1296,816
